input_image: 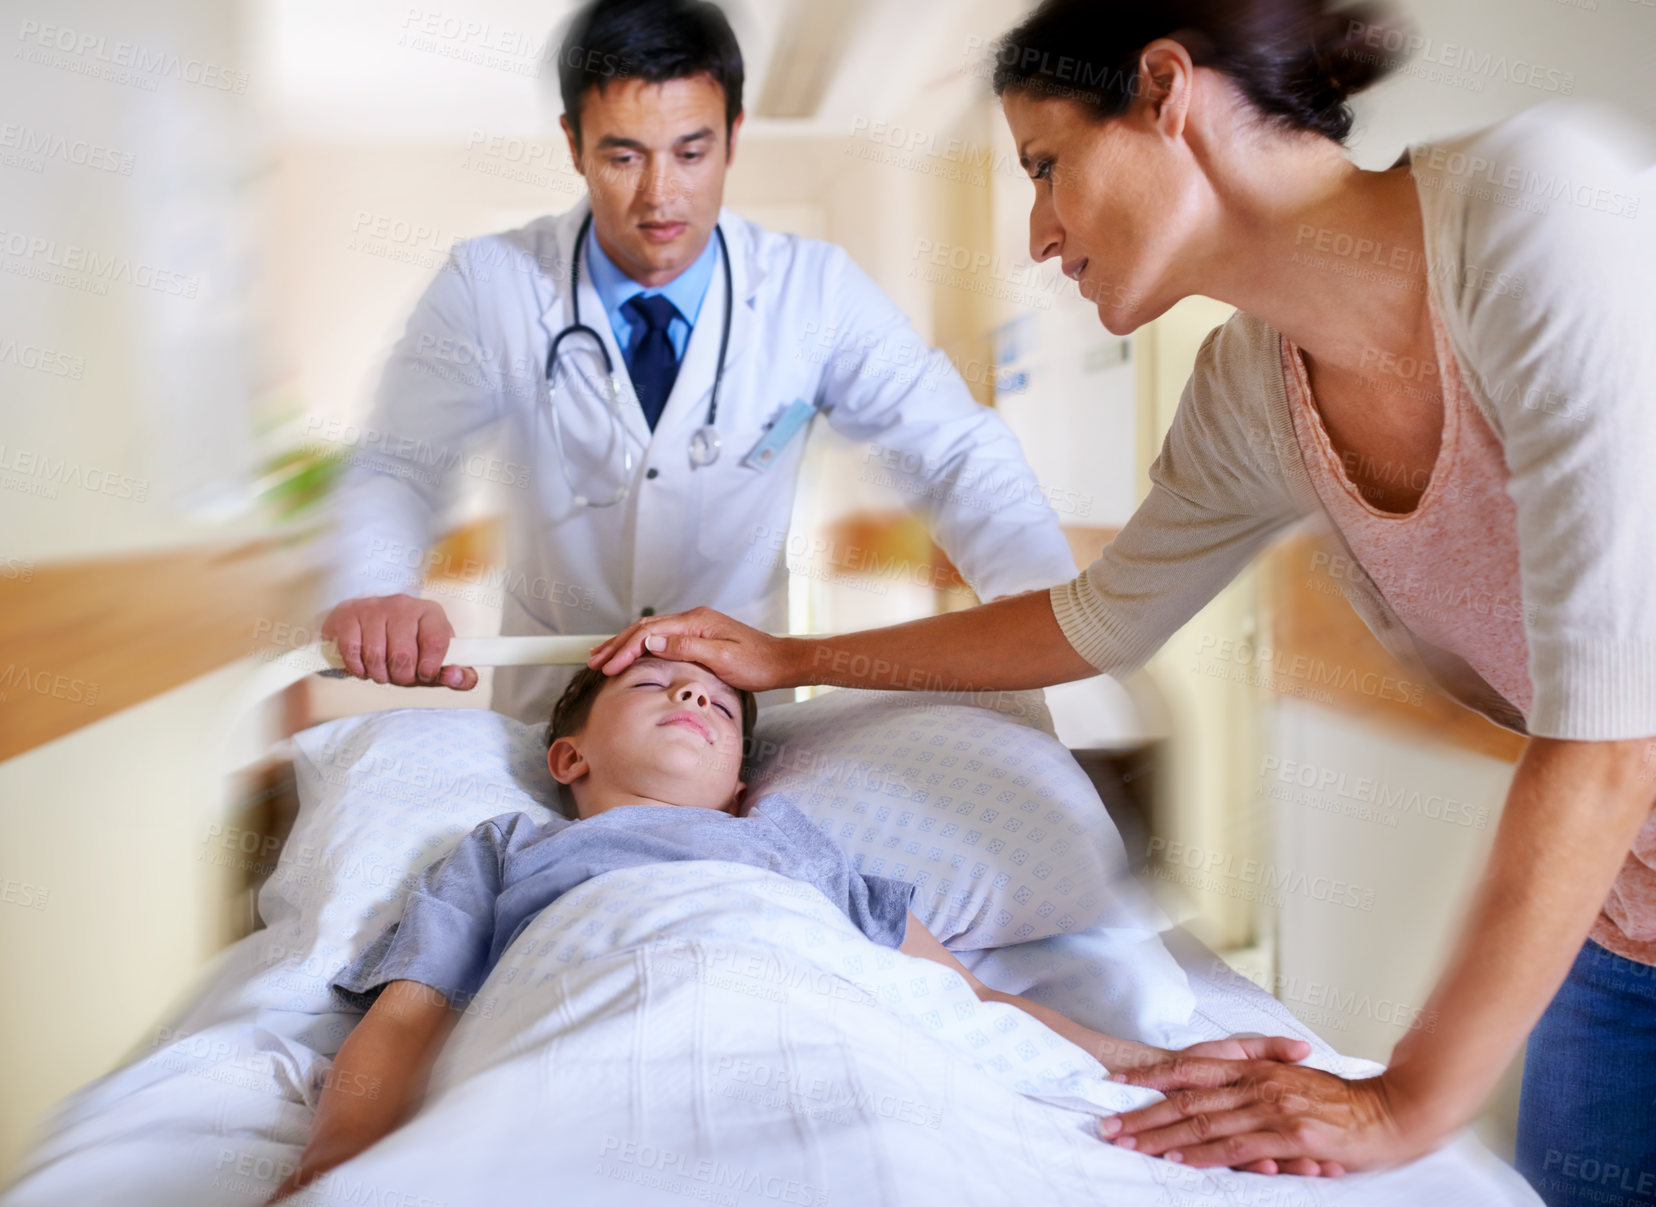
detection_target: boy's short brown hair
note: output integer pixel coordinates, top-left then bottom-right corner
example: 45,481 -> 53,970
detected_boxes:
547,661 -> 759,758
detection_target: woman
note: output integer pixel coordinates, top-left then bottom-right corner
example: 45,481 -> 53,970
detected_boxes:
586,0 -> 1655,1196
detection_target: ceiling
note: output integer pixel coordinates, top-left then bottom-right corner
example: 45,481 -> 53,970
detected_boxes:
248,0 -> 1029,143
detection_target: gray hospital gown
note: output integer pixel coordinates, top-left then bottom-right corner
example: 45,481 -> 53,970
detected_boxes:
329,797 -> 917,1012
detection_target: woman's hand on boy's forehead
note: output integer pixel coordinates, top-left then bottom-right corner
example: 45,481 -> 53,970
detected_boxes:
586,606 -> 796,693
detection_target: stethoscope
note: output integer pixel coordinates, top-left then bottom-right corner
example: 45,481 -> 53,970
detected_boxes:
544,211 -> 733,507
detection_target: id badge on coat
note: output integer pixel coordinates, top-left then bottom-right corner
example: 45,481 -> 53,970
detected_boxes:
740,398 -> 817,470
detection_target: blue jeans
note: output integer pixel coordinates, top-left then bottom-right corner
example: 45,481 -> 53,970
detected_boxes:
1516,938 -> 1656,1207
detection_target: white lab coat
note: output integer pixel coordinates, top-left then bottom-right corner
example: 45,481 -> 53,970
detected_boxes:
320,198 -> 1078,724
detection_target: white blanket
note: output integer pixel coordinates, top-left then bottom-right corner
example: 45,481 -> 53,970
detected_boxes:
2,861 -> 1538,1207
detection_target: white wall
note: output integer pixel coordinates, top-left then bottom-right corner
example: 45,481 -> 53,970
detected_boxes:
1348,0 -> 1656,166
1269,704 -> 1515,1056
0,660 -> 279,1181
0,0 -> 265,561
0,0 -> 275,1182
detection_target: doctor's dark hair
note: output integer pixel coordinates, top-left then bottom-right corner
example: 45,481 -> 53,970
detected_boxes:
557,0 -> 745,150
548,662 -> 759,755
989,0 -> 1407,145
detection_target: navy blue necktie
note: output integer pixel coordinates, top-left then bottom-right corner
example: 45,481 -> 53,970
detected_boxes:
623,294 -> 682,431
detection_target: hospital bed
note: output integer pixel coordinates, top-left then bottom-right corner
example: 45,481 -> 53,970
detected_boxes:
0,637 -> 1540,1207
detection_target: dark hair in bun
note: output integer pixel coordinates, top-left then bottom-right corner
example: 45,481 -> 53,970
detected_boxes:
990,0 -> 1407,144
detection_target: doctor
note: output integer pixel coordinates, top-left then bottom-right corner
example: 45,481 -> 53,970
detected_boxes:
316,0 -> 1077,722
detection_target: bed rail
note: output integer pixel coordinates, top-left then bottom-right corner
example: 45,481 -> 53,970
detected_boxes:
231,633 -> 835,743
241,633 -> 773,703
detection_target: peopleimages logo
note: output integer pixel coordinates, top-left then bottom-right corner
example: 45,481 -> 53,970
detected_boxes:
1412,146 -> 1640,220
0,123 -> 136,174
15,19 -> 250,93
1259,757 -> 1490,829
1145,837 -> 1378,911
0,339 -> 85,379
0,444 -> 149,502
0,228 -> 200,297
1346,22 -> 1576,94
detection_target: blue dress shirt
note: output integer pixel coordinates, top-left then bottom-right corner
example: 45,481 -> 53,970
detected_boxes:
584,221 -> 720,362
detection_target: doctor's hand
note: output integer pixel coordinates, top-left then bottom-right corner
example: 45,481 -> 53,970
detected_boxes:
587,606 -> 799,693
321,595 -> 478,690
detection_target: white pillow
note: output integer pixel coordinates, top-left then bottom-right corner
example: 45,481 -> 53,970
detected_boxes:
744,688 -> 1158,949
253,708 -> 558,1011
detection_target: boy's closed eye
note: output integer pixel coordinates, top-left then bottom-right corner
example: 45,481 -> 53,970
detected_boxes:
629,675 -> 737,719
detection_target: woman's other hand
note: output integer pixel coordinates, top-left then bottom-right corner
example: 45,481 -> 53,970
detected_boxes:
1101,1036 -> 1351,1177
587,606 -> 801,692
1104,1057 -> 1433,1176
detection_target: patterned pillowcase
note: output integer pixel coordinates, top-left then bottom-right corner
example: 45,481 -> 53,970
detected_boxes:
744,688 -> 1158,949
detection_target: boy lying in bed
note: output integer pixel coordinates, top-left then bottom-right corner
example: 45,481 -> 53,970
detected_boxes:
268,656 -> 1313,1202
